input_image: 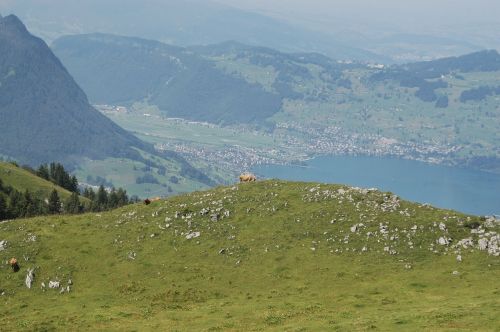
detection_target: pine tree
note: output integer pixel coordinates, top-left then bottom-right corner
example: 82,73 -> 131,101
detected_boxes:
70,175 -> 79,193
116,188 -> 129,206
22,190 -> 37,217
0,195 -> 7,220
8,190 -> 24,218
96,185 -> 108,211
65,192 -> 81,214
48,189 -> 61,214
83,187 -> 96,201
108,188 -> 119,209
36,164 -> 50,180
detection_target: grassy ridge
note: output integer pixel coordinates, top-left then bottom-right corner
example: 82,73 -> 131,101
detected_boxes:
0,181 -> 498,330
0,162 -> 76,201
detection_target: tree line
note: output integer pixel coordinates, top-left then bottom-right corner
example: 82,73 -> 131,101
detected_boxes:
0,162 -> 136,221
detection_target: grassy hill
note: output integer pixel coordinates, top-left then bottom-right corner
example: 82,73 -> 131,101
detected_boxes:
0,162 -> 79,202
0,180 -> 498,330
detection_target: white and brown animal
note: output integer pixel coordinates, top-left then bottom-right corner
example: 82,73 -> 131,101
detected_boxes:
239,173 -> 256,182
144,197 -> 161,205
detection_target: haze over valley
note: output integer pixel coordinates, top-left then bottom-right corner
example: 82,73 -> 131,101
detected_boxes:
0,2 -> 499,330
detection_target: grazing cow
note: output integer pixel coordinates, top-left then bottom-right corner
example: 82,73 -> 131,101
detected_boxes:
10,257 -> 19,272
144,197 -> 162,205
239,173 -> 257,182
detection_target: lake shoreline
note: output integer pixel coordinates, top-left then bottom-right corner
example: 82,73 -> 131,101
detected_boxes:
253,155 -> 500,216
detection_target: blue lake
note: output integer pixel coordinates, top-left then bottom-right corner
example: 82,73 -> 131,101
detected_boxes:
253,155 -> 500,216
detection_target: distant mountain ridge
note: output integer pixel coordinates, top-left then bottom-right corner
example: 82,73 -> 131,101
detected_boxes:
53,33 -> 500,125
52,33 -> 283,125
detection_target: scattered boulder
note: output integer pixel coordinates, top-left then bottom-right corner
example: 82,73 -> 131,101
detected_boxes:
186,232 -> 200,240
456,255 -> 462,262
486,235 -> 499,256
456,238 -> 474,249
438,237 -> 451,246
49,281 -> 60,289
25,269 -> 35,289
478,238 -> 488,250
0,240 -> 7,251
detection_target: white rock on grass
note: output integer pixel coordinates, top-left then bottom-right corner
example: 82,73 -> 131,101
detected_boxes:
487,235 -> 499,256
478,238 -> 488,250
456,238 -> 474,249
25,269 -> 35,289
456,255 -> 462,262
186,232 -> 201,240
0,240 -> 6,251
49,281 -> 60,289
438,237 -> 451,246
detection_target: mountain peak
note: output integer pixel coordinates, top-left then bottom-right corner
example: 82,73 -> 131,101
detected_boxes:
0,14 -> 28,35
0,15 -> 147,165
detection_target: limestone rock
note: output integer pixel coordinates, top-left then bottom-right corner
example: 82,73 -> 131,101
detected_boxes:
478,238 -> 488,250
438,237 -> 451,246
25,269 -> 35,289
186,231 -> 200,240
49,281 -> 60,289
456,238 -> 474,249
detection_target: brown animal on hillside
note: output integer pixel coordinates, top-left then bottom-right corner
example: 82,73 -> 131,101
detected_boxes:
9,257 -> 19,272
239,173 -> 256,182
143,197 -> 161,205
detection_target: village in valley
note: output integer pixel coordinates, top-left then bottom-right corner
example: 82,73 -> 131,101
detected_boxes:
97,104 -> 464,177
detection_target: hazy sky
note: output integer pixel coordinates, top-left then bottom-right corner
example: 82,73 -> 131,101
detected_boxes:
1,0 -> 498,59
214,0 -> 500,36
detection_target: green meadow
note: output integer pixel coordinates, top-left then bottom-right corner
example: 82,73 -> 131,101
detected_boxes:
0,181 -> 498,331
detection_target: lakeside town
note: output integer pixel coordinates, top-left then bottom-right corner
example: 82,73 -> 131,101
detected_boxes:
96,104 -> 467,178
153,119 -> 463,174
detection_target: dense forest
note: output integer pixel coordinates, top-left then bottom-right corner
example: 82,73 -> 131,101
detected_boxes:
460,85 -> 500,102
